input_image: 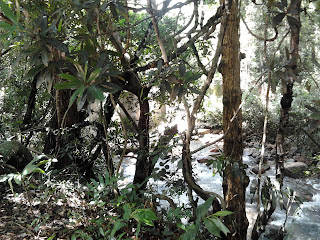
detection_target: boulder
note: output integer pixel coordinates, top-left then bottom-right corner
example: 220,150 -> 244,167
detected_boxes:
284,162 -> 308,178
0,141 -> 33,172
197,128 -> 211,135
252,164 -> 271,174
196,156 -> 214,164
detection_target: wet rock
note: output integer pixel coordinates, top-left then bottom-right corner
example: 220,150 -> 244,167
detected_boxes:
244,148 -> 259,157
196,156 -> 214,164
286,158 -> 296,163
252,164 -> 271,174
197,128 -> 211,135
260,225 -> 285,240
284,162 -> 308,178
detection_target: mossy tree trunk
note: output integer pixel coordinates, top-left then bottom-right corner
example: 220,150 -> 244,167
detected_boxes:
220,1 -> 248,239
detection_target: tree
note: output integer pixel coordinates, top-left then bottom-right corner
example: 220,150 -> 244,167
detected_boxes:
220,0 -> 248,239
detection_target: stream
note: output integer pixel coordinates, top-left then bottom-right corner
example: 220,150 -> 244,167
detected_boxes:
118,133 -> 320,240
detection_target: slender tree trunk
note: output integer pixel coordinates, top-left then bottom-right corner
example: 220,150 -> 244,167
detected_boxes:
220,1 -> 248,239
133,88 -> 151,189
275,0 -> 301,186
23,73 -> 39,126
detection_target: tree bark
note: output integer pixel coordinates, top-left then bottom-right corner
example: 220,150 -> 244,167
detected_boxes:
220,1 -> 248,239
23,73 -> 39,126
133,87 -> 151,189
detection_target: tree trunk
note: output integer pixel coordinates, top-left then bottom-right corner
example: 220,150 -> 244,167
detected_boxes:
133,88 -> 151,189
220,1 -> 248,239
275,0 -> 301,186
23,73 -> 39,126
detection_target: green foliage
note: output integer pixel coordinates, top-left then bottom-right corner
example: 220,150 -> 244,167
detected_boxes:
180,197 -> 232,239
0,155 -> 56,193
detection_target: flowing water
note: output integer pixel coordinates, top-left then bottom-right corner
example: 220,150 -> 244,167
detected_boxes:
118,133 -> 320,240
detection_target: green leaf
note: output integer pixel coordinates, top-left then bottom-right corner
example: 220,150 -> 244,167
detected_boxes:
54,81 -> 82,90
0,0 -> 18,25
57,19 -> 63,32
272,13 -> 286,27
0,21 -> 14,30
157,60 -> 163,72
87,68 -> 101,84
189,87 -> 201,95
131,209 -> 157,226
84,61 -> 88,80
69,85 -> 85,108
196,197 -> 214,220
186,73 -> 202,83
180,224 -> 198,240
87,86 -> 104,101
21,164 -> 37,177
123,203 -> 132,221
287,15 -> 301,30
110,2 -> 119,21
179,63 -> 186,77
25,65 -> 45,80
100,82 -> 122,93
47,234 -> 56,240
47,38 -> 68,52
59,73 -> 81,83
203,218 -> 221,238
209,217 -> 230,236
110,220 -> 126,237
41,50 -> 49,66
212,210 -> 233,217
73,63 -> 86,80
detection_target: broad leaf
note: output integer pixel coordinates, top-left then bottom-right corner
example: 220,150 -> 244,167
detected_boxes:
54,81 -> 83,90
25,65 -> 45,80
131,209 -> 157,227
189,87 -> 201,95
212,210 -> 233,217
196,197 -> 214,220
179,63 -> 186,77
287,15 -> 301,30
0,21 -> 14,30
186,73 -> 202,83
59,73 -> 81,83
180,224 -> 198,240
208,217 -> 230,236
41,50 -> 49,66
110,220 -> 126,237
100,82 -> 122,93
0,0 -> 18,25
87,86 -> 104,101
87,68 -> 102,84
272,13 -> 286,27
69,85 -> 85,108
203,218 -> 221,238
47,38 -> 68,52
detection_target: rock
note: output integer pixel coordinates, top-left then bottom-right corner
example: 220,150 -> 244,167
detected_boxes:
196,156 -> 214,164
244,148 -> 255,156
252,164 -> 271,174
286,158 -> 296,163
0,141 -> 33,172
197,128 -> 211,135
284,162 -> 308,178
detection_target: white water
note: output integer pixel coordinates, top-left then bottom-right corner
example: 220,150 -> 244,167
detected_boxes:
117,135 -> 320,240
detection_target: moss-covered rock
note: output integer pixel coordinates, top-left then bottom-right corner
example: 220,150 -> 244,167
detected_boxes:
0,141 -> 33,172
